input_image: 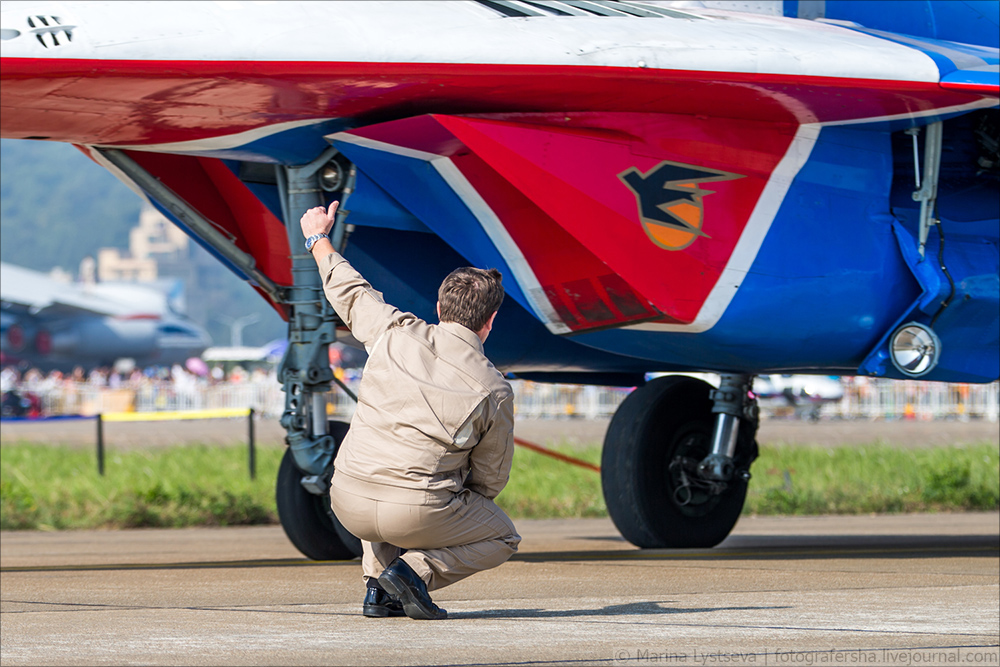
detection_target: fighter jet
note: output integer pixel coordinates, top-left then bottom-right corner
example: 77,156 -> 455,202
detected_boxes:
0,262 -> 211,371
1,0 -> 996,556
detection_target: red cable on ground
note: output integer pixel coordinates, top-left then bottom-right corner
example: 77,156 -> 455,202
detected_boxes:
513,436 -> 601,473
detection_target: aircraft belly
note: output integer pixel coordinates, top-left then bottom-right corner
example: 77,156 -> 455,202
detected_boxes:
550,122 -> 998,381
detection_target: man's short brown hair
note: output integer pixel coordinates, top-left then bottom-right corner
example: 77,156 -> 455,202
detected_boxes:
438,267 -> 504,332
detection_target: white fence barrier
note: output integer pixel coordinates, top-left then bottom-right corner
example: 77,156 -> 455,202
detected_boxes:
829,378 -> 999,422
511,382 -> 633,420
17,377 -> 1000,422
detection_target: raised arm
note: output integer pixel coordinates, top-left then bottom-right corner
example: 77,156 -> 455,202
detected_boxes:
300,203 -> 412,349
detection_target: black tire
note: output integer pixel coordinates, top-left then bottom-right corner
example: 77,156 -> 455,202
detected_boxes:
601,376 -> 757,548
276,420 -> 363,560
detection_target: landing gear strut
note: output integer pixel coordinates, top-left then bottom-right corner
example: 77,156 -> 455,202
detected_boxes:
699,374 -> 758,484
274,150 -> 362,559
601,375 -> 758,548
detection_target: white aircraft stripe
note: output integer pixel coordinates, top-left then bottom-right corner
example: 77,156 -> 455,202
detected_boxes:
431,159 -> 571,334
330,133 -> 570,334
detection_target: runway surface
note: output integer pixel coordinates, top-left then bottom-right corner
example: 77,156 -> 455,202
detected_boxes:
2,513 -> 998,666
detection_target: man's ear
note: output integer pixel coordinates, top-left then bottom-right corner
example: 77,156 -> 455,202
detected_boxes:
486,311 -> 498,330
436,301 -> 442,320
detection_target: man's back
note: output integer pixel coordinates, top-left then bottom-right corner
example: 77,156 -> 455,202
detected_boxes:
316,252 -> 514,503
337,317 -> 514,499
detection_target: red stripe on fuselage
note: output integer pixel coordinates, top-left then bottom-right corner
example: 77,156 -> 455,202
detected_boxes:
0,58 -> 982,146
939,80 -> 1000,95
450,148 -> 672,330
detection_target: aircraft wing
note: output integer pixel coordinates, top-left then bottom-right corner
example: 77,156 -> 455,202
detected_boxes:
0,262 -> 152,318
1,2 -> 995,146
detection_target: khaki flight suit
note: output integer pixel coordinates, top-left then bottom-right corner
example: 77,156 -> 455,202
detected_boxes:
317,251 -> 520,591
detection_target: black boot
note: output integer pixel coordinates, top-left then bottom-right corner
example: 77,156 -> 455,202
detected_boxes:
363,586 -> 406,618
378,558 -> 447,620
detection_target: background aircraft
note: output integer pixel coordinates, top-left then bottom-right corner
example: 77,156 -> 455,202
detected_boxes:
1,0 -> 996,558
753,375 -> 846,421
0,262 -> 210,372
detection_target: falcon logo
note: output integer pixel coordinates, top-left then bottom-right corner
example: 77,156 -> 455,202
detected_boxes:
619,161 -> 743,251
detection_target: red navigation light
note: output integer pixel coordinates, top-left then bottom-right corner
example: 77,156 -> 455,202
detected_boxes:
7,324 -> 25,350
35,330 -> 52,355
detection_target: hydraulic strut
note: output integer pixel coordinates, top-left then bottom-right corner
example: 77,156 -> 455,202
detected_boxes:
698,374 -> 757,483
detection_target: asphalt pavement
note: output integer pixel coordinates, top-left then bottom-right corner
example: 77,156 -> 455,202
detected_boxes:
3,416 -> 998,449
2,513 -> 998,666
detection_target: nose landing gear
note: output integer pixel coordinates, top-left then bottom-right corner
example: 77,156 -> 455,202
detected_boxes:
276,419 -> 363,560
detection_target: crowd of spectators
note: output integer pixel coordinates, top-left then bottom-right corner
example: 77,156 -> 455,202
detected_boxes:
1,343 -> 371,419
0,362 -> 287,418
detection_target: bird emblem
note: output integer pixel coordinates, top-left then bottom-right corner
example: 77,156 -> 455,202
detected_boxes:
619,161 -> 743,250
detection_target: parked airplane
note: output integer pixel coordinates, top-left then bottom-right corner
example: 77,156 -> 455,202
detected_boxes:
654,372 -> 846,420
0,262 -> 211,372
1,0 -> 996,557
754,375 -> 845,421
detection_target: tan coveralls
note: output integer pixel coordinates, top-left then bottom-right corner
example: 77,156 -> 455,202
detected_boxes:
317,251 -> 520,591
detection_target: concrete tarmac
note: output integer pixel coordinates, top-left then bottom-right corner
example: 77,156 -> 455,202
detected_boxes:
3,416 -> 999,449
2,513 -> 998,666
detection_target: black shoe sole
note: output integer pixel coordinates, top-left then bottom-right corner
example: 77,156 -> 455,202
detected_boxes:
378,570 -> 447,620
363,604 -> 405,618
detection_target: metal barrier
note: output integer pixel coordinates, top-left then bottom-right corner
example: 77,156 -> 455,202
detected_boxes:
15,377 -> 1000,422
829,379 -> 999,422
98,407 -> 258,478
510,382 -> 633,420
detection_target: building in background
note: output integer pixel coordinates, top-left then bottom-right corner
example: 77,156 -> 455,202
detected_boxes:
90,204 -> 285,347
97,204 -> 188,283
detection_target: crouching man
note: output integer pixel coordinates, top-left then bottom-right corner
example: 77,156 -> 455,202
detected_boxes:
300,202 -> 520,620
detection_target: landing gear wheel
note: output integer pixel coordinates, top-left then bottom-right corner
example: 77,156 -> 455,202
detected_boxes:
601,376 -> 757,548
276,420 -> 363,560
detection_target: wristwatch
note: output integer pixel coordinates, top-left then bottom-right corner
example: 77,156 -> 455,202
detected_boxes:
304,233 -> 328,251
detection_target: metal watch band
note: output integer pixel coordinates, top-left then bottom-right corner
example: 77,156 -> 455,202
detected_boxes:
304,233 -> 328,251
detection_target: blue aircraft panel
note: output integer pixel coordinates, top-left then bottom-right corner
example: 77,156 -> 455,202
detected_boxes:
786,0 -> 1000,49
171,120 -> 353,164
342,226 -> 649,378
331,140 -> 533,314
341,169 -> 432,233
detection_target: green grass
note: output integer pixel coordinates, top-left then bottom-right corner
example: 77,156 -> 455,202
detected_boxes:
498,444 -> 606,519
746,443 -> 1000,515
1,441 -> 997,531
1,444 -> 284,531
